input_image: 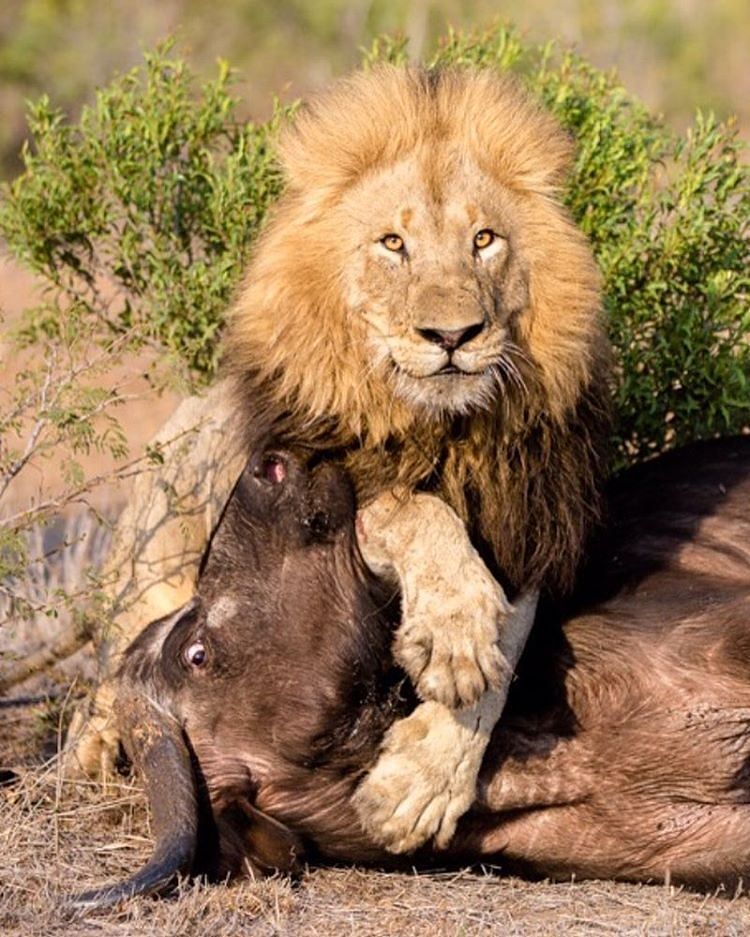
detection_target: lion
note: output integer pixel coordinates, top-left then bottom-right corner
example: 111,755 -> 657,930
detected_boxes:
65,65 -> 610,855
227,66 -> 609,599
222,65 -> 610,846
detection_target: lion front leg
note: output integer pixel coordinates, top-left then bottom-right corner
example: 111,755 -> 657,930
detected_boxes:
353,590 -> 539,852
358,491 -> 512,709
352,695 -> 501,853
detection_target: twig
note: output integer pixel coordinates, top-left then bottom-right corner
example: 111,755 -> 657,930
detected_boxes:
1,423 -> 195,526
0,617 -> 95,694
0,692 -> 69,709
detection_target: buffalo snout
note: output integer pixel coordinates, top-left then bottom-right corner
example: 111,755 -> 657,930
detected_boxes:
235,446 -> 355,545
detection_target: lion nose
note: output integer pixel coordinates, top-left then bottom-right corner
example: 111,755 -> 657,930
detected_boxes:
416,322 -> 485,351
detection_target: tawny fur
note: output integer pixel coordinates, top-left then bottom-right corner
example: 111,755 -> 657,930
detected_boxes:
64,67 -> 609,832
225,65 -> 610,593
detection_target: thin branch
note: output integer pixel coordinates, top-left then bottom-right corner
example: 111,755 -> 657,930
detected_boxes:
0,354 -> 57,502
0,329 -> 156,505
0,615 -> 95,694
1,424 -> 196,527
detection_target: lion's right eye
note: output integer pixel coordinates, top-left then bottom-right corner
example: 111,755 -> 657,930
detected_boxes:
473,229 -> 495,250
380,234 -> 404,252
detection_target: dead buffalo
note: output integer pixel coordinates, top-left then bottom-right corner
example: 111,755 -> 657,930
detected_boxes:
73,436 -> 750,907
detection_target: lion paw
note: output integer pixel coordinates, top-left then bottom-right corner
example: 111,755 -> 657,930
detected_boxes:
62,688 -> 121,781
352,701 -> 486,854
396,566 -> 512,709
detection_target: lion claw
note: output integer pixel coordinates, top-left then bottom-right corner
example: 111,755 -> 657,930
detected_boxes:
395,567 -> 512,709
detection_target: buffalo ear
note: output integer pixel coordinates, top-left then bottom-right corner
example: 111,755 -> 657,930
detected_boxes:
215,798 -> 306,878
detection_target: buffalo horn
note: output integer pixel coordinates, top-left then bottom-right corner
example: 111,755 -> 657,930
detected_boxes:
68,694 -> 197,910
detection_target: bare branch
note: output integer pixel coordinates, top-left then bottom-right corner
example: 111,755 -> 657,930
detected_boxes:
1,424 -> 196,527
0,616 -> 95,694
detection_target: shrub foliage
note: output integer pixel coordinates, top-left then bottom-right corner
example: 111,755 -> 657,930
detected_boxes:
1,28 -> 749,468
1,45 -> 290,379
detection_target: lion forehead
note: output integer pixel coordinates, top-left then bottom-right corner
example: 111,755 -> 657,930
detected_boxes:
340,150 -> 513,245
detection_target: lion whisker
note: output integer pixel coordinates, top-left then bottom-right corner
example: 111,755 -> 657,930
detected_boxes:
494,355 -> 527,399
350,354 -> 385,399
504,340 -> 533,368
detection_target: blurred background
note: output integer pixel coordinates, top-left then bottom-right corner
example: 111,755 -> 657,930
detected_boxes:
1,0 -> 749,179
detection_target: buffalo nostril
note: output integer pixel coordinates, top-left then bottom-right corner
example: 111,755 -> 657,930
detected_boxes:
258,454 -> 287,485
306,511 -> 331,537
416,322 -> 485,351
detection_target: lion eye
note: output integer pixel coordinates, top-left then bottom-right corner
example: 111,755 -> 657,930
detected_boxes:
185,641 -> 207,667
473,229 -> 495,251
381,233 -> 404,252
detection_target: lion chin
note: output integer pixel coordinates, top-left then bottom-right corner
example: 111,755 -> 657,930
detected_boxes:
225,63 -> 611,595
389,366 -> 500,418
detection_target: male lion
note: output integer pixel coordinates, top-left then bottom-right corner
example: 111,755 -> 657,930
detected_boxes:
66,65 -> 610,853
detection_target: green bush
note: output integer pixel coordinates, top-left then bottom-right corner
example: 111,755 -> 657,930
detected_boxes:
1,43 -> 290,380
2,28 -> 749,467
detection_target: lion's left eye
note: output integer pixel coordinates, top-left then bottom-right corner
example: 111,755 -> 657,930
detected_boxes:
381,233 -> 405,252
473,229 -> 495,251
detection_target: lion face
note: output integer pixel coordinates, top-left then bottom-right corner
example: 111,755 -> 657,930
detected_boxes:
228,67 -> 604,439
340,152 -> 531,416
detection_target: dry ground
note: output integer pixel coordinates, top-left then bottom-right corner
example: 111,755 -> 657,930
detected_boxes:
1,703 -> 750,937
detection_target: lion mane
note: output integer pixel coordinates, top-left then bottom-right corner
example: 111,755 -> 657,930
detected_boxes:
226,65 -> 611,595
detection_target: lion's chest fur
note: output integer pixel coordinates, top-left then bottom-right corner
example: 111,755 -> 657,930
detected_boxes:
331,383 -> 608,597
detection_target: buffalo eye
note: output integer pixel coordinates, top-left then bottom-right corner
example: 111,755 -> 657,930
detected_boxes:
185,641 -> 207,667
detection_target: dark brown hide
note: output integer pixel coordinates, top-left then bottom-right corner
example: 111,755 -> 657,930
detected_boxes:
468,438 -> 750,887
112,445 -> 411,888
108,437 -> 750,897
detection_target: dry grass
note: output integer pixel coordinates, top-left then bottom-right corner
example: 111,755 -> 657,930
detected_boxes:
2,710 -> 750,937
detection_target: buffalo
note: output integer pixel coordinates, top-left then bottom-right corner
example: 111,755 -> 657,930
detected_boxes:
73,436 -> 750,907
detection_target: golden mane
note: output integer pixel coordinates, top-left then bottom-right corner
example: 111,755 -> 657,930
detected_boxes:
225,65 -> 611,594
